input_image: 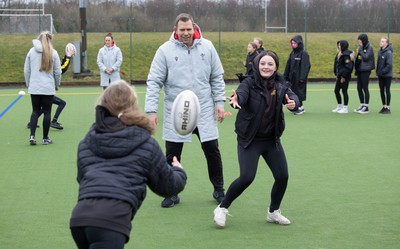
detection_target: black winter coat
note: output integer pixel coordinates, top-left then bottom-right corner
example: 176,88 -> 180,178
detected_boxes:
376,45 -> 393,78
284,35 -> 311,101
355,42 -> 375,74
76,106 -> 187,213
334,51 -> 353,79
245,51 -> 258,76
234,73 -> 299,148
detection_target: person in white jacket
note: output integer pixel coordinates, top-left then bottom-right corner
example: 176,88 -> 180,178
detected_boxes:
24,31 -> 62,145
145,13 -> 226,208
97,32 -> 123,89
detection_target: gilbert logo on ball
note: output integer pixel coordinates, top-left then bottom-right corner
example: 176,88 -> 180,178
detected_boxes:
171,90 -> 200,135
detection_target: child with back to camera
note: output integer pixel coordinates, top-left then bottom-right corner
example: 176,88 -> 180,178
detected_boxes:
70,80 -> 187,249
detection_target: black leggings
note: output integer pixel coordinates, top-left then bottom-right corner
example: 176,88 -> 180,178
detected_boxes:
221,140 -> 289,212
356,71 -> 371,104
36,96 -> 66,121
334,77 -> 350,105
71,226 -> 126,249
165,128 -> 224,191
30,94 -> 53,139
378,76 -> 392,106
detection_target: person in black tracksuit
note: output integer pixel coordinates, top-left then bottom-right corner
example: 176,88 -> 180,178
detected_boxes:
26,45 -> 75,130
213,50 -> 299,228
244,41 -> 258,76
254,37 -> 265,54
354,33 -> 375,114
70,80 -> 187,249
376,37 -> 393,114
284,35 -> 311,115
332,40 -> 355,114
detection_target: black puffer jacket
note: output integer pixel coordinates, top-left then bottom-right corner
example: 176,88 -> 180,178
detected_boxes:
376,44 -> 393,77
234,58 -> 299,148
334,40 -> 354,79
355,35 -> 375,74
76,106 -> 187,212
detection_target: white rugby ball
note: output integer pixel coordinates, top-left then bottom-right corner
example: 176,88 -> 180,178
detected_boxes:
171,90 -> 201,135
65,43 -> 76,56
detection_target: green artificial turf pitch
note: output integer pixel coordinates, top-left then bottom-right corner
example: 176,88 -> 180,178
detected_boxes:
0,83 -> 399,249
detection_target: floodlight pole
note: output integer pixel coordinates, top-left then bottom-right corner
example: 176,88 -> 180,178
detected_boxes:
79,0 -> 90,73
304,0 -> 308,51
387,0 -> 390,39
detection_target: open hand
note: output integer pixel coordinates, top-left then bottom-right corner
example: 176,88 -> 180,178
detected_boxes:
227,89 -> 241,109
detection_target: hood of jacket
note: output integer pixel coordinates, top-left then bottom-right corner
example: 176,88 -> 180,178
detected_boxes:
358,33 -> 369,48
32,39 -> 43,53
252,51 -> 280,90
338,40 -> 349,52
85,106 -> 151,159
381,44 -> 393,53
291,35 -> 304,52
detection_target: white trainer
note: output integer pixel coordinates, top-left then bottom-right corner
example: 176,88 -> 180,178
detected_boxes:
337,106 -> 348,114
267,209 -> 291,225
332,105 -> 343,113
213,205 -> 230,228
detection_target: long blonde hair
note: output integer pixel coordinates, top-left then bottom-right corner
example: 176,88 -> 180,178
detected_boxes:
99,80 -> 155,135
38,31 -> 54,73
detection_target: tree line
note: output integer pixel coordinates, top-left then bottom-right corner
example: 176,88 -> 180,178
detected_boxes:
1,0 -> 399,33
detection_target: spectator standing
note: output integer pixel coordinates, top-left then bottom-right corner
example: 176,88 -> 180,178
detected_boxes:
244,41 -> 258,76
354,33 -> 375,114
254,37 -> 265,53
376,37 -> 393,114
97,32 -> 123,90
332,40 -> 355,114
284,35 -> 311,115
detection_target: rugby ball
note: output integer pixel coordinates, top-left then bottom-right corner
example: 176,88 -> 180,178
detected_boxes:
171,90 -> 201,135
65,43 -> 76,56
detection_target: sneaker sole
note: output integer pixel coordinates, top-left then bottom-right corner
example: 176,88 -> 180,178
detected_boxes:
267,218 -> 291,225
214,220 -> 225,228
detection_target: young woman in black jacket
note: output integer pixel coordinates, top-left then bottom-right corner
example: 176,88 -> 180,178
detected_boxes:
213,50 -> 299,228
70,80 -> 187,249
376,37 -> 393,114
354,33 -> 375,114
332,40 -> 355,114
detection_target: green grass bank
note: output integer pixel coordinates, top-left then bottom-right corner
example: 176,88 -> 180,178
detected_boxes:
1,32 -> 399,84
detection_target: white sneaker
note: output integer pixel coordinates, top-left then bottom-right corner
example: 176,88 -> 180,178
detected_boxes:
337,106 -> 348,114
267,209 -> 291,225
332,105 -> 343,113
213,205 -> 230,228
